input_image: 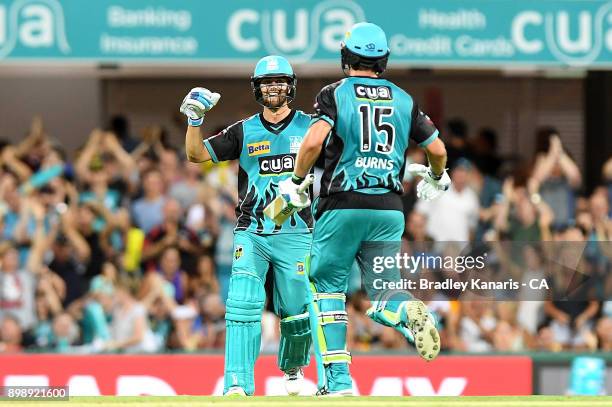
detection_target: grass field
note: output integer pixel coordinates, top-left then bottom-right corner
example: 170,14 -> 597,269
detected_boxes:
4,396 -> 611,407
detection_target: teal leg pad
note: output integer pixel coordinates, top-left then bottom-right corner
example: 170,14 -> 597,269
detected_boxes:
224,321 -> 261,395
278,312 -> 312,371
223,271 -> 265,395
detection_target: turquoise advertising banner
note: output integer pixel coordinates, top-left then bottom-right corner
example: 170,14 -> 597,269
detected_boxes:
0,0 -> 611,67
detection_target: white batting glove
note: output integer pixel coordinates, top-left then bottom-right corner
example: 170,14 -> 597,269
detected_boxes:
179,87 -> 221,126
407,163 -> 451,201
278,175 -> 313,210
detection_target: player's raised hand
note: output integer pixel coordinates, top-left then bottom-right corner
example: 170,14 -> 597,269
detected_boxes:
407,163 -> 451,201
179,87 -> 221,126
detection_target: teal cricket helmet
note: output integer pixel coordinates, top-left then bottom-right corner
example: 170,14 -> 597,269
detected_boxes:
250,55 -> 297,108
341,22 -> 390,74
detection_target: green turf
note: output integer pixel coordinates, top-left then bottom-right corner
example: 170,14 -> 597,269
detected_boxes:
3,396 -> 611,407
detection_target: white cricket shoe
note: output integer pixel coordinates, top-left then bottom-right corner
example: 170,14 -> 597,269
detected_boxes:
283,367 -> 304,396
224,386 -> 247,396
404,300 -> 441,361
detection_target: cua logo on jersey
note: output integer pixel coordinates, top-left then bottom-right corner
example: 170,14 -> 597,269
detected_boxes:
354,84 -> 393,101
259,154 -> 295,176
296,262 -> 304,275
247,141 -> 271,156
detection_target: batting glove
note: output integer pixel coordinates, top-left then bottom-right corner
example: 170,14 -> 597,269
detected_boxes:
278,176 -> 312,210
179,87 -> 221,126
407,163 -> 451,201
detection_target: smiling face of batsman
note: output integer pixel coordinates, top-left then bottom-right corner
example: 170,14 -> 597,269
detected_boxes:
250,56 -> 297,112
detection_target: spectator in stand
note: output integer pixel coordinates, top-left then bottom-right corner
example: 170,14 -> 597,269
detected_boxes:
403,211 -> 433,243
48,204 -> 92,306
0,315 -> 23,353
159,147 -> 182,189
416,159 -> 479,241
457,301 -> 496,352
535,324 -> 562,352
470,127 -> 502,177
141,199 -> 200,275
75,130 -> 136,220
529,129 -> 581,230
187,254 -> 219,299
192,293 -> 226,349
109,115 -> 139,154
75,203 -> 106,282
470,160 -> 502,241
544,227 -> 600,351
131,168 -> 167,233
51,312 -> 80,352
0,200 -> 47,331
444,118 -> 470,169
169,160 -> 204,211
491,302 -> 531,351
0,171 -> 26,242
494,178 -> 554,242
141,247 -> 188,305
107,282 -> 159,353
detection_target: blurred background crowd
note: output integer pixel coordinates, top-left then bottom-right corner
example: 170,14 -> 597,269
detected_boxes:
0,115 -> 610,356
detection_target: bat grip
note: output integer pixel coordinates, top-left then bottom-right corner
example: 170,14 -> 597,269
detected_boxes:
297,174 -> 315,194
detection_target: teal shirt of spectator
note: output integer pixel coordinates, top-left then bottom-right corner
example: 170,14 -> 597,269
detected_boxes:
79,190 -> 121,231
81,301 -> 111,344
34,320 -> 54,348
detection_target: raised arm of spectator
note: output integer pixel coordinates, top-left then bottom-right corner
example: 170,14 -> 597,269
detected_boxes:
26,200 -> 49,274
75,129 -> 104,183
0,146 -> 32,182
99,208 -> 130,258
60,207 -> 91,263
13,196 -> 33,244
37,269 -> 66,315
103,132 -> 137,180
558,149 -> 581,188
531,136 -> 581,189
131,126 -> 165,161
14,116 -> 45,159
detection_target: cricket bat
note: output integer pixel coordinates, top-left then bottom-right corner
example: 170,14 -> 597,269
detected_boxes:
264,174 -> 315,226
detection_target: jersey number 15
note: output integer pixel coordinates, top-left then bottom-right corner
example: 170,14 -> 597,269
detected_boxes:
358,105 -> 396,155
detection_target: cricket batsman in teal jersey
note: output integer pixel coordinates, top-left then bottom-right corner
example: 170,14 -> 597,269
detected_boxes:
279,23 -> 452,395
181,56 -> 313,396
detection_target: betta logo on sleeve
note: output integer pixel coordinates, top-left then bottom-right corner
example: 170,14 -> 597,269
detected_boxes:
247,141 -> 271,156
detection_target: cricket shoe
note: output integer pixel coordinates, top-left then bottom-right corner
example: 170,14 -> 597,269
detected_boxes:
403,300 -> 440,361
283,367 -> 304,396
224,386 -> 247,396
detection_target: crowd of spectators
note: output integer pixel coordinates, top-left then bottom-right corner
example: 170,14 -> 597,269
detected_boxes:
0,115 -> 610,355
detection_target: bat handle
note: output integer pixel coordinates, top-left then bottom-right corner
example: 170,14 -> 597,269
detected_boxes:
297,174 -> 315,194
